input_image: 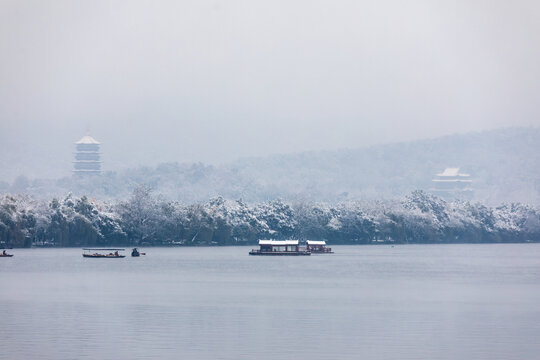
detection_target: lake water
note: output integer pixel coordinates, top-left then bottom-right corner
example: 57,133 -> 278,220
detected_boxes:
1,244 -> 540,360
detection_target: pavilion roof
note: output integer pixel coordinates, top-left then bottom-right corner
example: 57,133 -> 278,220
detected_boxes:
437,167 -> 470,177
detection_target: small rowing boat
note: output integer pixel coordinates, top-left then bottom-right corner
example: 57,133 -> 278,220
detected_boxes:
83,253 -> 126,258
82,248 -> 126,258
1,250 -> 13,257
131,248 -> 146,257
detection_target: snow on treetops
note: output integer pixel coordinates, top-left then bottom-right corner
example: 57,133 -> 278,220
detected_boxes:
0,190 -> 539,248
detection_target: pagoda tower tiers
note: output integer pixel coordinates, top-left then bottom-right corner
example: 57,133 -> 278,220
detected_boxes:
73,134 -> 101,175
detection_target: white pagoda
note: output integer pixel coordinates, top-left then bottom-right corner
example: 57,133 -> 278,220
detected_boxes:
430,167 -> 473,199
73,134 -> 101,175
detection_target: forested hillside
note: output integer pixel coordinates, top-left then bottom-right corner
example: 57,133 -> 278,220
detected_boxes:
1,188 -> 539,248
2,127 -> 539,205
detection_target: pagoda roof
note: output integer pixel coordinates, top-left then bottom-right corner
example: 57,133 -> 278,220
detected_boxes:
76,135 -> 100,145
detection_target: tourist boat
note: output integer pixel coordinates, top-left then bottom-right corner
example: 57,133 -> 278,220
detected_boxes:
249,240 -> 311,256
82,248 -> 126,258
131,248 -> 146,257
0,251 -> 13,257
306,240 -> 334,254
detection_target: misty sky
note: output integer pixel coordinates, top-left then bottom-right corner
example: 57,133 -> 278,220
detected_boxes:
1,0 -> 539,180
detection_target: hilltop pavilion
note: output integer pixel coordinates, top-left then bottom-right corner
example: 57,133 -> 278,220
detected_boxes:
430,167 -> 473,199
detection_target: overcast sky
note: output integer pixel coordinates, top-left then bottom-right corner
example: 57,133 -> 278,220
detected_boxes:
1,0 -> 539,179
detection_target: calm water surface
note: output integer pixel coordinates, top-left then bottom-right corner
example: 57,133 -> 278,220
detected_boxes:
1,244 -> 540,360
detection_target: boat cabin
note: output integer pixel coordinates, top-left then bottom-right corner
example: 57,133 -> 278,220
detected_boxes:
306,240 -> 333,254
249,240 -> 311,256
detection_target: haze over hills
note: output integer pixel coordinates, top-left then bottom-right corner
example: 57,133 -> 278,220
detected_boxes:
1,127 -> 539,205
231,126 -> 540,204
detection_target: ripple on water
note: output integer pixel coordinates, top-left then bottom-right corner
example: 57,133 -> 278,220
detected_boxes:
1,244 -> 540,360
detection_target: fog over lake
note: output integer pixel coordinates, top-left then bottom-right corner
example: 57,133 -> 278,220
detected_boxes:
2,245 -> 540,360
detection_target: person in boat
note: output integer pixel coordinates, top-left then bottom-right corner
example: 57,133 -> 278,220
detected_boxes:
2,250 -> 6,256
131,248 -> 140,256
114,251 -> 119,257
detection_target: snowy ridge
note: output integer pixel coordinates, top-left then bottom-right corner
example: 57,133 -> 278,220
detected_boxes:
2,127 -> 539,206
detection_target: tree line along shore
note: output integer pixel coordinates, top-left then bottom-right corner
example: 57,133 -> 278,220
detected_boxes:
1,187 -> 539,248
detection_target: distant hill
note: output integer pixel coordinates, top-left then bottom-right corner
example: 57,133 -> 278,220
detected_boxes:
230,127 -> 540,205
2,127 -> 539,205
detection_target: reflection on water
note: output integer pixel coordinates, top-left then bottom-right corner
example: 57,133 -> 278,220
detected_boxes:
1,244 -> 540,360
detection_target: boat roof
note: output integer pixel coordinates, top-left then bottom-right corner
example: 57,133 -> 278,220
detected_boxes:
306,240 -> 326,245
259,240 -> 298,245
83,248 -> 125,251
